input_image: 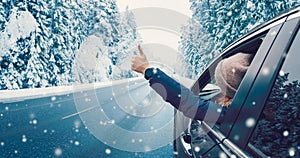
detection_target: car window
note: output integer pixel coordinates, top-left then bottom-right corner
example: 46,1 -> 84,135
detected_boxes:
189,33 -> 266,157
248,29 -> 300,157
191,33 -> 265,124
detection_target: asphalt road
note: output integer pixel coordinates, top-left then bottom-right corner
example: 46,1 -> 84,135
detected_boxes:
0,78 -> 177,158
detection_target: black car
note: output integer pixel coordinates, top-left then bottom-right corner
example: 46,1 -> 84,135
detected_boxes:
174,6 -> 300,158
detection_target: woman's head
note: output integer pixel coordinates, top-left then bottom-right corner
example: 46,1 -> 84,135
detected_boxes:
214,53 -> 254,99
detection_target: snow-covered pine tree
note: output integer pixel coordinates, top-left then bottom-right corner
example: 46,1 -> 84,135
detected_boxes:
179,18 -> 214,79
0,0 -> 83,89
73,5 -> 141,83
180,0 -> 300,79
72,0 -> 138,84
111,7 -> 141,80
0,5 -> 40,89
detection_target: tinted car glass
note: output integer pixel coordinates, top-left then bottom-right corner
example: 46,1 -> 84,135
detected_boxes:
248,26 -> 300,157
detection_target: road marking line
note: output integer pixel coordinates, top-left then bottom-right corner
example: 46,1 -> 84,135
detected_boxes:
62,105 -> 99,120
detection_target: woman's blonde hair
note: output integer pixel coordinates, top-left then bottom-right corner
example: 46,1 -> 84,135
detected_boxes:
212,93 -> 232,107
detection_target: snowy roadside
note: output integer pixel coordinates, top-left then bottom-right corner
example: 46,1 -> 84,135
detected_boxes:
0,77 -> 145,103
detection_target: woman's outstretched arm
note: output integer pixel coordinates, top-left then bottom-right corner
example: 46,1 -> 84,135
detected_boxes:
131,45 -> 227,123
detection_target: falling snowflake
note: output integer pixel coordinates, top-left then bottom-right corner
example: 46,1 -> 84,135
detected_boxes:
279,70 -> 285,76
105,148 -> 111,155
85,98 -> 90,102
74,141 -> 80,146
194,146 -> 201,152
54,148 -> 62,156
110,120 -> 115,124
227,11 -> 232,17
283,130 -> 289,137
131,139 -> 135,143
234,135 -> 240,141
29,113 -> 35,119
74,120 -> 81,128
231,155 -> 238,158
262,68 -> 270,76
22,135 -> 27,143
219,152 -> 227,158
288,148 -> 296,156
246,1 -> 255,11
153,68 -> 158,74
32,119 -> 38,125
144,146 -> 151,152
245,118 -> 256,128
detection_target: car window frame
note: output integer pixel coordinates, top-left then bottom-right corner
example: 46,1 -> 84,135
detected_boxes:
218,19 -> 287,135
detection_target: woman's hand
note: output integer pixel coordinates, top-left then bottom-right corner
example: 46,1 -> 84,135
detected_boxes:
131,45 -> 151,74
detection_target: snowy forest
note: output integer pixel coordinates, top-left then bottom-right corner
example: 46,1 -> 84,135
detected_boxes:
1,0 -> 300,89
180,0 -> 300,79
0,0 -> 140,90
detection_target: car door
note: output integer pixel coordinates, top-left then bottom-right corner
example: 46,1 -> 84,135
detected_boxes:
243,16 -> 300,157
175,12 -> 288,158
202,10 -> 300,158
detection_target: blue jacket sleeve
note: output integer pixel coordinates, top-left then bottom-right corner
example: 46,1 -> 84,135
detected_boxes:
148,68 -> 227,123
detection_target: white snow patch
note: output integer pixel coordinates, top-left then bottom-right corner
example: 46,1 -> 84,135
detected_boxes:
73,35 -> 110,82
0,8 -> 37,57
6,8 -> 37,44
0,77 -> 143,103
